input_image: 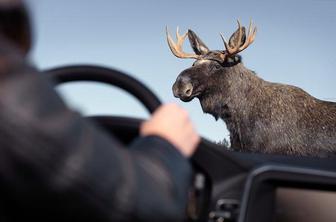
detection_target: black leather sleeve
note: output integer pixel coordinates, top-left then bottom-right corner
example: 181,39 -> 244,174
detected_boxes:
0,37 -> 192,222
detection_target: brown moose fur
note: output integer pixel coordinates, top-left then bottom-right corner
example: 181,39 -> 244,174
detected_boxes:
197,60 -> 336,157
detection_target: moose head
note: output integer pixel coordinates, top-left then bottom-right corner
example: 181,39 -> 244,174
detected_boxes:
167,20 -> 256,103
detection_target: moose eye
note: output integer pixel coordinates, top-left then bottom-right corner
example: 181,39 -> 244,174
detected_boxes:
214,63 -> 222,70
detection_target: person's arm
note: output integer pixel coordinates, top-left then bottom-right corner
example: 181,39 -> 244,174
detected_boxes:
0,37 -> 199,222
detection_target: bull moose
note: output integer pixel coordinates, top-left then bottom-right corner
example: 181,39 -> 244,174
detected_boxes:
166,20 -> 336,157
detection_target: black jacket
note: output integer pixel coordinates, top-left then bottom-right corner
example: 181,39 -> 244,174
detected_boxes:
0,36 -> 192,222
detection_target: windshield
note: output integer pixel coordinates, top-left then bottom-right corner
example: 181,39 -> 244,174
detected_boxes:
27,0 -> 336,144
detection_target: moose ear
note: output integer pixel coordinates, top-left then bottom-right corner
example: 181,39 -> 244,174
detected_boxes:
228,26 -> 246,48
187,29 -> 210,55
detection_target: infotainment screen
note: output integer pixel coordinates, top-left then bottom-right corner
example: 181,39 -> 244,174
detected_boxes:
274,188 -> 336,222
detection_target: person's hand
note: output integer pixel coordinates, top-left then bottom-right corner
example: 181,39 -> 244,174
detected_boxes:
140,103 -> 200,157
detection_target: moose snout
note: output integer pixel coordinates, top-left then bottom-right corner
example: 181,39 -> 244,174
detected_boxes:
172,75 -> 194,101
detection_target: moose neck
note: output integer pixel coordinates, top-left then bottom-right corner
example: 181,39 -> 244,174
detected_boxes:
198,62 -> 264,146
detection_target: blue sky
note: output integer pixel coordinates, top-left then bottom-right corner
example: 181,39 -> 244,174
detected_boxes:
26,0 -> 336,142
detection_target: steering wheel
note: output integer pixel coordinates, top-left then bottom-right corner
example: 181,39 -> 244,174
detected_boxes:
44,65 -> 161,145
45,65 -> 212,222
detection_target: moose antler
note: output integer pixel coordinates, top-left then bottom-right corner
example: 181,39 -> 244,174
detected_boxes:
220,20 -> 257,55
166,26 -> 200,59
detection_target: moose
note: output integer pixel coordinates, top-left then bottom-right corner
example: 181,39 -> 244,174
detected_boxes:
166,20 -> 336,157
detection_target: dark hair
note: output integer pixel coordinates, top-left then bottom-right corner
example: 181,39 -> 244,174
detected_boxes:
0,1 -> 32,54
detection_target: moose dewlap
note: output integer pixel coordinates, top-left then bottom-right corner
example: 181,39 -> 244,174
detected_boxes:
166,20 -> 336,157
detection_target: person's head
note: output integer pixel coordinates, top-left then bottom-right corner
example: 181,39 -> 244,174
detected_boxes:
0,0 -> 31,54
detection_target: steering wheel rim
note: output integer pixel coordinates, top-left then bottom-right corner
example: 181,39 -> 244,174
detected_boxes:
44,65 -> 162,114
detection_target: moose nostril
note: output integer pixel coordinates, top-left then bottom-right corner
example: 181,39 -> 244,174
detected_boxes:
184,83 -> 193,97
185,88 -> 192,96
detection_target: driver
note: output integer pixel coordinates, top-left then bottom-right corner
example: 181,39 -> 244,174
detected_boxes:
0,1 -> 200,221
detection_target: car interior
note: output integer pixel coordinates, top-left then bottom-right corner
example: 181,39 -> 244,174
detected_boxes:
45,65 -> 336,222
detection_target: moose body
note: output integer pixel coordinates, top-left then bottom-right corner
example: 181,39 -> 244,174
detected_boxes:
166,21 -> 336,157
